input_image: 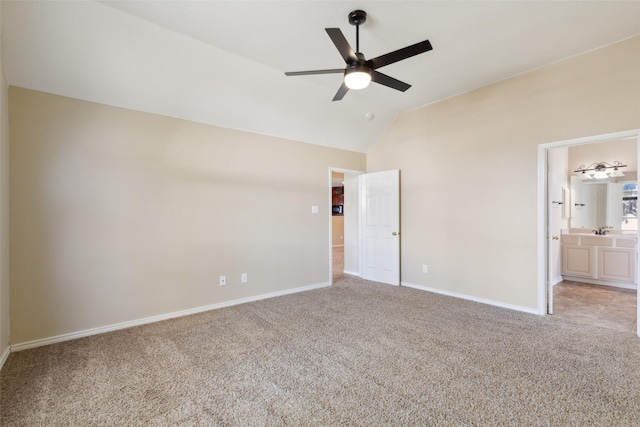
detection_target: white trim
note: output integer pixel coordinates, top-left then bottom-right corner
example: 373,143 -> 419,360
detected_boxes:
538,129 -> 640,318
0,346 -> 10,371
329,167 -> 366,175
551,276 -> 564,287
537,143 -> 547,314
10,281 -> 331,352
538,129 -> 640,150
561,276 -> 636,290
401,281 -> 540,315
342,270 -> 360,277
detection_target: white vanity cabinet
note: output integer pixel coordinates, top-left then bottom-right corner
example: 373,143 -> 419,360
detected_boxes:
561,234 -> 636,287
562,244 -> 595,278
597,246 -> 636,282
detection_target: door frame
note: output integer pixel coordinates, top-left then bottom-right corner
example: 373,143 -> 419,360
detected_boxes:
546,148 -> 554,314
537,129 -> 640,337
328,167 -> 364,285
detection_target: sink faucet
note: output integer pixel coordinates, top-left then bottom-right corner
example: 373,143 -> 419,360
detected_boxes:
593,227 -> 609,235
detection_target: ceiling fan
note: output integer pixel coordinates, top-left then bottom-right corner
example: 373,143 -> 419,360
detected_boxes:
285,10 -> 433,101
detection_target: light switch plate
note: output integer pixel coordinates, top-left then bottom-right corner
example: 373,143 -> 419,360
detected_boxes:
311,205 -> 319,214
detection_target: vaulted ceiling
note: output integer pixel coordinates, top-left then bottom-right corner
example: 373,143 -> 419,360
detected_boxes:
2,1 -> 639,153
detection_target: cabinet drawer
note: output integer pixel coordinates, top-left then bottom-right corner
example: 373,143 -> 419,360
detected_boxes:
616,239 -> 636,248
580,236 -> 613,246
561,236 -> 579,245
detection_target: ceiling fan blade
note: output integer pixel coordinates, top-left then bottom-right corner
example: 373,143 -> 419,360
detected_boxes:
325,28 -> 357,64
285,69 -> 345,76
366,39 -> 433,70
332,82 -> 349,101
371,71 -> 411,92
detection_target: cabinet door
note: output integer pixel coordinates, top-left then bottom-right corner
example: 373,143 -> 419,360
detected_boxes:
597,247 -> 636,282
562,245 -> 595,278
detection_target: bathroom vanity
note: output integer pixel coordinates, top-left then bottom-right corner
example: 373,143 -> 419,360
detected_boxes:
561,231 -> 637,288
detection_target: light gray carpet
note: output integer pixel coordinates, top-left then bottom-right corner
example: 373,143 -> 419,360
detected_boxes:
2,275 -> 640,426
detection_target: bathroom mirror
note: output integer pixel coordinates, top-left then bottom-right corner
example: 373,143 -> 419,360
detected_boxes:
571,177 -> 637,230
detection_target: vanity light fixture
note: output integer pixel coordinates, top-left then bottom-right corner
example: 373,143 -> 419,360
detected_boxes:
574,161 -> 627,180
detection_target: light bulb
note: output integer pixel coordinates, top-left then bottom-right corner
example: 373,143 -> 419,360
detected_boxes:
344,67 -> 371,90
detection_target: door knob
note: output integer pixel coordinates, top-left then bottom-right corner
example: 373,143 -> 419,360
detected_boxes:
552,236 -> 559,240
392,232 -> 399,236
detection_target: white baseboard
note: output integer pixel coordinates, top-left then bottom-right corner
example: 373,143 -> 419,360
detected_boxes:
400,281 -> 539,315
551,276 -> 564,286
0,346 -> 10,371
561,275 -> 637,290
10,281 -> 331,352
342,270 -> 360,277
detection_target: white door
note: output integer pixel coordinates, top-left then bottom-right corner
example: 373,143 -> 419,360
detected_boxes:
360,169 -> 400,285
547,152 -> 555,314
547,147 -> 571,314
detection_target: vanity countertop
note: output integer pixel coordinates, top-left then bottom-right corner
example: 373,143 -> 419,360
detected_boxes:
564,229 -> 637,238
564,233 -> 637,238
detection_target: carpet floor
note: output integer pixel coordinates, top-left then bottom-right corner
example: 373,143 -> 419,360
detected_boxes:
1,276 -> 640,426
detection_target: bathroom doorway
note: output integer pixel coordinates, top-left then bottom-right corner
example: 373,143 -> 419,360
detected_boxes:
540,130 -> 640,336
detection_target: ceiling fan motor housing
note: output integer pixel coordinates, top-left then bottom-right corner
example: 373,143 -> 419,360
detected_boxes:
346,62 -> 370,75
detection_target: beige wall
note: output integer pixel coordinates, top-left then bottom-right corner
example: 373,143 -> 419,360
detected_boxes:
0,1 -> 10,362
9,88 -> 365,344
367,37 -> 640,310
332,215 -> 344,246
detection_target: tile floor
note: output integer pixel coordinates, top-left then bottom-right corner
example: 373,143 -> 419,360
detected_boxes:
553,280 -> 637,334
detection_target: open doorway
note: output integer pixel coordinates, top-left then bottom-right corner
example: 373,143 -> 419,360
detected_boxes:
329,168 -> 364,284
539,130 -> 640,336
331,171 -> 345,282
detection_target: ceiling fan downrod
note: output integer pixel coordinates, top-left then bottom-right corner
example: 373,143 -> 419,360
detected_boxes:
348,10 -> 367,54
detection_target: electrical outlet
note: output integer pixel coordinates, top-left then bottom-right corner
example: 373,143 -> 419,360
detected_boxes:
241,273 -> 248,283
422,265 -> 428,273
219,275 -> 226,286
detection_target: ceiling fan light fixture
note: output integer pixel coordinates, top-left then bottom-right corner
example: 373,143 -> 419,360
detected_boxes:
344,65 -> 371,90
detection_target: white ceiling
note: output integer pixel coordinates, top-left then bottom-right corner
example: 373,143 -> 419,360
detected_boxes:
2,1 -> 639,153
